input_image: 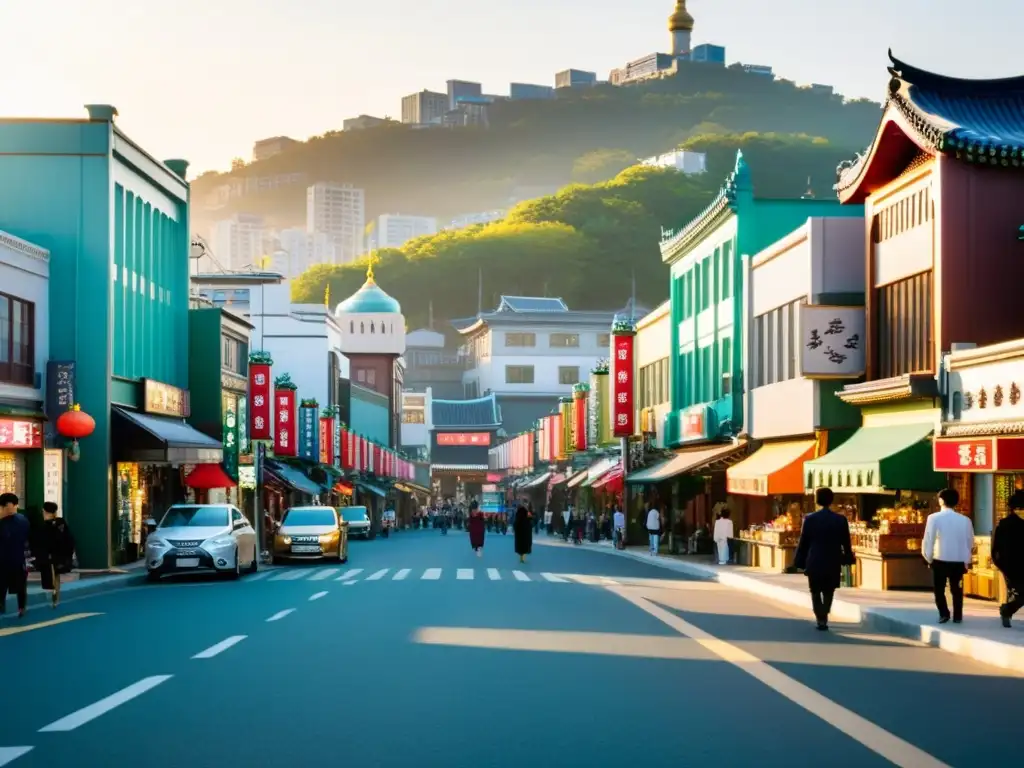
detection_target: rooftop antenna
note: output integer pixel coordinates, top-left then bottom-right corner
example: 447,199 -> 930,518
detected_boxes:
801,175 -> 815,199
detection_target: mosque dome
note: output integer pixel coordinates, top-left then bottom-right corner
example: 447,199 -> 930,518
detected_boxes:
668,0 -> 694,31
335,276 -> 402,316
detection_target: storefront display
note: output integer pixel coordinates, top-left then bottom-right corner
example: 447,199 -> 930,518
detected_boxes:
0,450 -> 25,499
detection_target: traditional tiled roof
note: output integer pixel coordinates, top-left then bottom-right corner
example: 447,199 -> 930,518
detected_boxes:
432,393 -> 501,428
836,51 -> 1024,199
496,296 -> 568,313
660,150 -> 748,264
836,373 -> 938,407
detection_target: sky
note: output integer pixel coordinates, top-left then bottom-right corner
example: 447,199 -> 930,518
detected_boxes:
1,0 -> 1019,175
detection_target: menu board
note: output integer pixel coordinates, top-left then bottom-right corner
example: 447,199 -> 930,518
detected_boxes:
43,449 -> 63,511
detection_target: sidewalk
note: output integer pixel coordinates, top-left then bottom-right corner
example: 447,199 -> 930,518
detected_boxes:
18,561 -> 148,607
539,536 -> 1024,674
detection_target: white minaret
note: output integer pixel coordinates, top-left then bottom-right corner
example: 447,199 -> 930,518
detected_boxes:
668,0 -> 694,57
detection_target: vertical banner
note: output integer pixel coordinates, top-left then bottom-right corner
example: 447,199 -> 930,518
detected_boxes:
611,325 -> 635,437
222,393 -> 239,480
298,402 -> 319,461
237,396 -> 249,457
341,427 -> 352,469
573,383 -> 589,452
333,418 -> 342,468
560,400 -> 573,456
249,358 -> 272,440
319,415 -> 335,465
594,367 -> 611,445
273,379 -> 298,456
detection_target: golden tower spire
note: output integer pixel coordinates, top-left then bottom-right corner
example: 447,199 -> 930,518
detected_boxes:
668,0 -> 695,32
366,252 -> 380,283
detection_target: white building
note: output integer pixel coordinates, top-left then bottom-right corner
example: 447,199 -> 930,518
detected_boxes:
635,302 -> 672,448
0,229 -> 49,407
400,388 -> 434,457
274,228 -> 338,277
306,182 -> 365,265
455,296 -> 643,435
252,136 -> 298,162
210,213 -> 265,270
641,150 -> 707,175
445,210 -> 505,230
367,214 -> 438,250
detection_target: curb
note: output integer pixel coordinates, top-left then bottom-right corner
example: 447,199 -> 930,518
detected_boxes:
538,538 -> 1024,674
23,571 -> 148,609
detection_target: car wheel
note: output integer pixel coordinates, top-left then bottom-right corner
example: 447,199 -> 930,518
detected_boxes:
146,570 -> 160,583
227,549 -> 241,580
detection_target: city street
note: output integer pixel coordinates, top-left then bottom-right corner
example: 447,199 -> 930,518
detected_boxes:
2,530 -> 1021,768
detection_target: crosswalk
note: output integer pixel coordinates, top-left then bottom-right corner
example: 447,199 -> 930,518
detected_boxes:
247,566 -> 580,585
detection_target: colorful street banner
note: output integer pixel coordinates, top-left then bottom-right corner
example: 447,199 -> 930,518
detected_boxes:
222,394 -> 239,480
333,418 -> 341,468
249,362 -> 272,440
612,332 -> 635,437
319,415 -> 335,465
573,384 -> 589,452
274,387 -> 297,457
237,396 -> 249,456
298,405 -> 319,461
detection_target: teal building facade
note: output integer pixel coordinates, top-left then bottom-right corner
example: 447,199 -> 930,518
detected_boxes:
0,105 -> 201,567
660,151 -> 863,447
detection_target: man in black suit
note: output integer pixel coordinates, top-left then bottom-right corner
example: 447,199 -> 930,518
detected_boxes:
794,487 -> 856,631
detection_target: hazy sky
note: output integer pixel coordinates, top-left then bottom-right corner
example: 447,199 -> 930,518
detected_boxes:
1,0 -> 1018,174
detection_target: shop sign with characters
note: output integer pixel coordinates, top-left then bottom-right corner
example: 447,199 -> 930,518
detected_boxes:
0,419 -> 43,449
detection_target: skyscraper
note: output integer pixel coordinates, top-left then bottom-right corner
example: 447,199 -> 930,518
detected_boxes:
306,182 -> 365,264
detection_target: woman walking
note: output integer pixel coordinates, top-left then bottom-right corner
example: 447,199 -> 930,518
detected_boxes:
467,501 -> 485,557
33,502 -> 75,608
713,508 -> 734,565
514,504 -> 533,564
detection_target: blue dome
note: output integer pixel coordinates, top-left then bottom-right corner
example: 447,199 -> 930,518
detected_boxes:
335,278 -> 401,315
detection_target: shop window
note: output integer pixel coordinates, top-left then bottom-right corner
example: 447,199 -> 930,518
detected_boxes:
402,409 -> 425,424
0,450 -> 25,500
0,292 -> 35,387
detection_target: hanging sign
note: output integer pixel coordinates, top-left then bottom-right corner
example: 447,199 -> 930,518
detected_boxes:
298,404 -> 319,461
333,418 -> 342,468
249,362 -> 272,440
45,361 -> 76,420
611,333 -> 634,437
222,394 -> 239,480
320,415 -> 335,465
0,419 -> 42,449
274,387 -> 297,457
143,379 -> 190,418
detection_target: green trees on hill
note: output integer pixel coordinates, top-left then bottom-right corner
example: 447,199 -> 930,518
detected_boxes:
290,132 -> 857,332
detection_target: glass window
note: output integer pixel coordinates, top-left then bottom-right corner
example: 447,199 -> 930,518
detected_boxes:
402,410 -> 425,424
558,366 -> 580,385
597,333 -> 610,348
701,257 -> 711,309
159,506 -> 230,528
0,292 -> 34,386
505,333 -> 536,347
549,333 -> 579,348
505,365 -> 535,384
721,337 -> 732,395
282,507 -> 337,527
342,507 -> 369,522
721,241 -> 733,299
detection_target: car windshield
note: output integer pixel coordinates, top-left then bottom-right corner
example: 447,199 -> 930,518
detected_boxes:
342,508 -> 369,522
283,508 -> 337,527
159,506 -> 229,529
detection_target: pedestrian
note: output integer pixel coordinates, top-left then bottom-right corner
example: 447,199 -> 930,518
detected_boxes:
0,492 -> 30,618
713,508 -> 734,565
922,487 -> 975,625
32,501 -> 76,608
562,507 -> 572,541
793,487 -> 856,631
613,505 -> 626,550
646,502 -> 661,555
993,490 -> 1024,628
513,504 -> 533,564
468,501 -> 485,558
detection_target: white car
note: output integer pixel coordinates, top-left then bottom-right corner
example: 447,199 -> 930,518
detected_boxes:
341,506 -> 372,538
145,504 -> 258,581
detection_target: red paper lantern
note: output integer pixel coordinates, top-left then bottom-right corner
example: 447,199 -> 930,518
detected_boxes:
56,404 -> 96,440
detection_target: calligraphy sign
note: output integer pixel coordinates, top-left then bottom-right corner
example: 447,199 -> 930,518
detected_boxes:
800,305 -> 866,378
934,438 -> 994,472
45,361 -> 76,419
143,379 -> 190,418
298,405 -> 319,461
611,334 -> 634,437
222,396 -> 239,480
274,388 -> 297,457
0,419 -> 43,449
249,363 -> 272,440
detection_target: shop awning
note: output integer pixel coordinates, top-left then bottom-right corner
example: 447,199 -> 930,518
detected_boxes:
356,481 -> 387,498
726,440 -> 817,497
334,481 -> 354,496
521,472 -> 551,489
592,468 -> 624,491
803,422 -> 945,493
184,463 -> 237,490
112,407 -> 222,464
565,469 -> 590,488
395,481 -> 431,495
572,457 -> 620,488
548,472 -> 566,486
264,460 -> 324,497
626,442 -> 746,485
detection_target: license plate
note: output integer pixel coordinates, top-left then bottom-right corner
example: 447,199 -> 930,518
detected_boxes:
291,545 -> 320,553
176,549 -> 198,557
177,558 -> 200,568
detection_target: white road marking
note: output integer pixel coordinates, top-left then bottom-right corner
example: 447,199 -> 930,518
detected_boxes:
610,588 -> 951,768
266,609 -> 295,622
422,568 -> 442,580
192,636 -> 247,659
268,570 -> 306,581
457,569 -> 474,580
487,568 -> 501,580
39,676 -> 172,732
512,570 -> 530,582
309,591 -> 328,601
247,571 -> 271,582
366,569 -> 390,581
309,568 -> 339,581
343,581 -> 357,586
600,577 -> 620,586
393,569 -> 411,580
335,569 -> 363,581
0,747 -> 33,766
541,572 -> 567,582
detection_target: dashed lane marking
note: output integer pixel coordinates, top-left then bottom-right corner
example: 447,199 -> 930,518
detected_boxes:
0,613 -> 102,638
457,569 -> 474,580
335,569 -> 363,581
393,569 -> 411,580
266,609 -> 295,622
541,573 -> 568,582
0,747 -> 32,766
512,570 -> 530,582
309,568 -> 339,581
268,570 -> 306,582
487,568 -> 501,580
422,568 -> 442,580
309,591 -> 328,601
247,571 -> 271,582
343,581 -> 357,586
366,569 -> 390,581
192,636 -> 247,659
39,676 -> 173,732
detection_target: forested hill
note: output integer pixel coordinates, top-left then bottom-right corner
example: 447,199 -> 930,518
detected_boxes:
191,64 -> 880,228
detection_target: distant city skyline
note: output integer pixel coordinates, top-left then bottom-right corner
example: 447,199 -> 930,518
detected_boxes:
0,0 -> 1018,174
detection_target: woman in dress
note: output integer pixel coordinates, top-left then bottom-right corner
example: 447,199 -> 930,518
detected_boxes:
513,504 -> 533,564
467,501 -> 485,557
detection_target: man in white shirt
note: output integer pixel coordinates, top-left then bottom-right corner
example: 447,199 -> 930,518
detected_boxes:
922,487 -> 975,624
613,506 -> 626,550
646,505 -> 661,556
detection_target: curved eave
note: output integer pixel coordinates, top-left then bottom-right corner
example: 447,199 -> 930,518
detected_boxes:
888,50 -> 1024,96
457,318 -> 487,336
660,193 -> 734,264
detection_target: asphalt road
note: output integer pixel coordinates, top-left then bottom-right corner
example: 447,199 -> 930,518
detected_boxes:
1,528 -> 1021,768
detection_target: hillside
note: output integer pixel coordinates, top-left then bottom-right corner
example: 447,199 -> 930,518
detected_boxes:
192,64 -> 880,229
290,132 -> 860,332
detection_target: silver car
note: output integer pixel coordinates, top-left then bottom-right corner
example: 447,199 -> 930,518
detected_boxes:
341,506 -> 372,538
145,504 -> 258,581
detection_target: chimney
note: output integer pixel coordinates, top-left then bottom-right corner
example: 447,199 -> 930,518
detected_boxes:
164,159 -> 190,180
85,104 -> 118,121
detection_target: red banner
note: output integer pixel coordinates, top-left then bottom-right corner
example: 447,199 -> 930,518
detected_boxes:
373,444 -> 381,475
0,419 -> 42,449
612,333 -> 634,437
574,393 -> 588,452
274,388 -> 297,456
319,417 -> 334,465
934,437 -> 1008,471
249,363 -> 272,440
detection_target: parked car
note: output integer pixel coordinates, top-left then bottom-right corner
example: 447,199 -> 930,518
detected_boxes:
341,506 -> 372,539
145,504 -> 258,581
271,506 -> 348,563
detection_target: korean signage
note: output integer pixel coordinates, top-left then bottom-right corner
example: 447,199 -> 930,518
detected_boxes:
933,437 -> 1024,472
800,305 -> 866,378
611,334 -> 634,437
298,405 -> 319,461
143,379 -> 191,418
222,393 -> 239,480
436,432 -> 491,447
0,419 -> 42,449
274,388 -> 297,457
249,363 -> 272,440
45,361 -> 76,419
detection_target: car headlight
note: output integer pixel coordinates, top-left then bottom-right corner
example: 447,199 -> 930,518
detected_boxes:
279,536 -> 292,546
147,537 -> 170,550
202,534 -> 235,550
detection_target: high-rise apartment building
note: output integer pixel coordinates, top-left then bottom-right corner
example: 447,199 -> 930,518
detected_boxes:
446,80 -> 483,109
275,228 -> 339,277
211,213 -> 265,270
401,90 -> 448,125
306,182 -> 365,264
367,214 -> 438,251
